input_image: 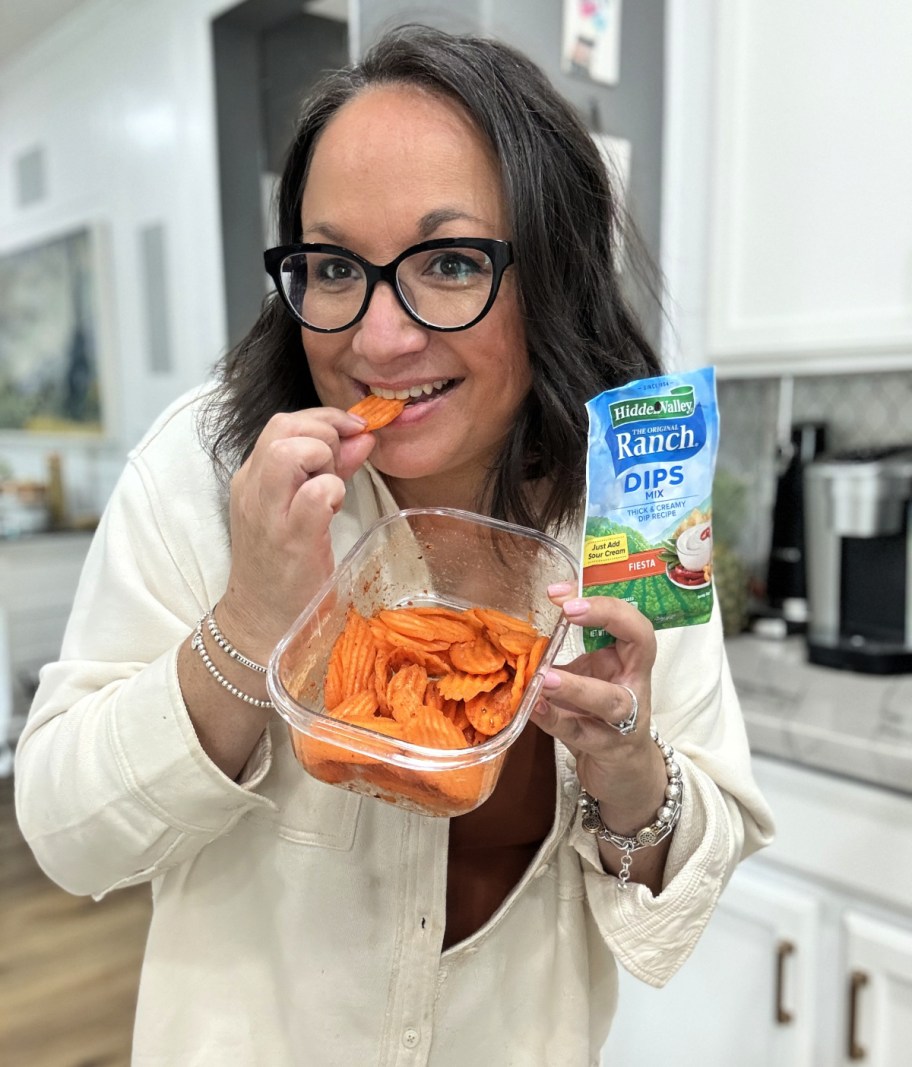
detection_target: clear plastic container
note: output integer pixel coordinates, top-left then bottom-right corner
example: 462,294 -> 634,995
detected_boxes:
268,507 -> 579,816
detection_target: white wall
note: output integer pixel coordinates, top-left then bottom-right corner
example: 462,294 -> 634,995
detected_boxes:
0,0 -> 238,518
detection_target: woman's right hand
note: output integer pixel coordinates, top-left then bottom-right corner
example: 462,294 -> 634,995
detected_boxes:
216,407 -> 375,662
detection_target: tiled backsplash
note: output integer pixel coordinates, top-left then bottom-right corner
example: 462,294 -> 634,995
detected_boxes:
716,369 -> 912,578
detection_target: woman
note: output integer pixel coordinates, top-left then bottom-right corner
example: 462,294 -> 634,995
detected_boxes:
16,24 -> 773,1066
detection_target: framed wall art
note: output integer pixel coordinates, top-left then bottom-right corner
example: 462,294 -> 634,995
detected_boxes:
0,226 -> 110,437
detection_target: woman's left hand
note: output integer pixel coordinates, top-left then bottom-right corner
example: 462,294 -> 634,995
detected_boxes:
531,587 -> 667,836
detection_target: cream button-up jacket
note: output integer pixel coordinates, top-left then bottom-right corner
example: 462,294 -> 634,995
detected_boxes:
15,387 -> 773,1067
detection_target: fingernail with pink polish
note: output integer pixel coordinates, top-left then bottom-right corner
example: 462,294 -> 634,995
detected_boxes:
562,598 -> 590,618
547,581 -> 574,597
541,670 -> 561,690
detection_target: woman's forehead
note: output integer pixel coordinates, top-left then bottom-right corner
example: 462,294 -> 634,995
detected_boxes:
298,86 -> 507,246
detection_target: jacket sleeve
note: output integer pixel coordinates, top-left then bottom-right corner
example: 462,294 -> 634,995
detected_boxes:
568,602 -> 776,986
14,436 -> 277,900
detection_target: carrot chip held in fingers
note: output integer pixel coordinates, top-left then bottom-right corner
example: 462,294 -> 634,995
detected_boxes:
347,394 -> 406,431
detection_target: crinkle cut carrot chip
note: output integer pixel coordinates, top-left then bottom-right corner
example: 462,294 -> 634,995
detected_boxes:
527,636 -> 548,678
403,709 -> 469,750
369,618 -> 451,654
473,607 -> 538,636
333,689 -> 380,722
379,608 -> 478,645
347,394 -> 406,431
387,663 -> 429,723
340,610 -> 379,702
465,682 -> 516,736
497,630 -> 538,657
434,667 -> 509,702
448,636 -> 506,675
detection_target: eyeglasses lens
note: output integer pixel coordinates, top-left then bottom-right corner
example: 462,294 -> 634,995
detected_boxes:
279,246 -> 496,331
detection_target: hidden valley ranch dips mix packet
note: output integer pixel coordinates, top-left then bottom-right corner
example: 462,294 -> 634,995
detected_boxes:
581,367 -> 719,651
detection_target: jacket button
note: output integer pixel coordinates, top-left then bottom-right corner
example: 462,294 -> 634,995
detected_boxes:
402,1027 -> 420,1048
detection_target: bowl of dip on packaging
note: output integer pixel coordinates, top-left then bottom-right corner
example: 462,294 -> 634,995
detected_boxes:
268,507 -> 578,817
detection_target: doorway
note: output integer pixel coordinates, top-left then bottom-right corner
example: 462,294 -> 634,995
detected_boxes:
212,0 -> 349,348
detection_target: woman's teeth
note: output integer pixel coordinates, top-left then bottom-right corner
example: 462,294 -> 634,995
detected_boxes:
370,378 -> 451,401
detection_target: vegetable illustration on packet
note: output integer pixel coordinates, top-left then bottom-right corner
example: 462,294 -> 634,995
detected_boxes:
581,367 -> 719,650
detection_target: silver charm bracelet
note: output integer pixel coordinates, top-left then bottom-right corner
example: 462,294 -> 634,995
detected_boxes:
191,619 -> 274,709
578,726 -> 683,889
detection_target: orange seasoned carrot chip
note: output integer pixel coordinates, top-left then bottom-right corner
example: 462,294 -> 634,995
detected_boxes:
509,652 -> 528,712
379,608 -> 478,646
290,715 -> 405,770
341,611 -> 378,702
387,645 -> 451,676
348,394 -> 406,431
423,680 -> 446,711
448,636 -> 506,675
387,663 -> 429,722
474,607 -> 538,636
370,620 -> 451,654
377,609 -> 436,639
465,682 -> 517,736
527,635 -> 548,678
324,635 -> 345,709
326,716 -> 406,763
498,630 -> 537,657
408,605 -> 483,626
442,699 -> 472,734
486,631 -> 517,670
374,647 -> 391,713
403,708 -> 469,750
435,667 -> 509,702
417,616 -> 479,645
329,689 -> 381,722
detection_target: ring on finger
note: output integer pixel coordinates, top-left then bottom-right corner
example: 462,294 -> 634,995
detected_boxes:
610,684 -> 639,736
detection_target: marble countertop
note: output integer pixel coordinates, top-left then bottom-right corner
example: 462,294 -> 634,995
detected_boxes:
726,634 -> 912,795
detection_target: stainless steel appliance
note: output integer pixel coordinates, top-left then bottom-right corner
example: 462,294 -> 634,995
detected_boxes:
804,446 -> 912,673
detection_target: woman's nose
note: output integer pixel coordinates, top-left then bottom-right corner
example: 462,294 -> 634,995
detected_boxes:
350,281 -> 428,362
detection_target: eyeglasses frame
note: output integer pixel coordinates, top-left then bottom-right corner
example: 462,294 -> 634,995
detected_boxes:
263,237 -> 514,334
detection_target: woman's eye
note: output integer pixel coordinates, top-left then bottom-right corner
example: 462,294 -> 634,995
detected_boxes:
427,253 -> 484,281
316,258 -> 358,283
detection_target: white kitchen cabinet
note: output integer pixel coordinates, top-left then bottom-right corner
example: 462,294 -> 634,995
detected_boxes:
843,912 -> 912,1066
662,0 -> 912,377
602,862 -> 821,1066
601,757 -> 912,1066
0,531 -> 92,771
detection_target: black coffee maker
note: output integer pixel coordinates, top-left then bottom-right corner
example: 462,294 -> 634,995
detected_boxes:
804,446 -> 912,673
764,422 -> 827,629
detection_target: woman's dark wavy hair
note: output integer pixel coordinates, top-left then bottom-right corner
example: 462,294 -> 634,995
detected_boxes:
202,23 -> 663,534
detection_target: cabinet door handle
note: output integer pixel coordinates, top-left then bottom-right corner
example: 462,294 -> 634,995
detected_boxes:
775,939 -> 795,1025
847,970 -> 869,1060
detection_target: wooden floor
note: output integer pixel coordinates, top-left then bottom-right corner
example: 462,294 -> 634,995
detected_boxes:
0,773 -> 152,1067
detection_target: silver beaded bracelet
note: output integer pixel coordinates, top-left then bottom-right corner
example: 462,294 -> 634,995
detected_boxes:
204,608 -> 268,674
578,725 -> 683,889
191,621 -> 274,709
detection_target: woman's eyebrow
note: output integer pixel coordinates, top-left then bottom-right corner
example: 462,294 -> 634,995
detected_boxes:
299,222 -> 347,244
416,208 -> 489,237
300,209 -> 490,246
